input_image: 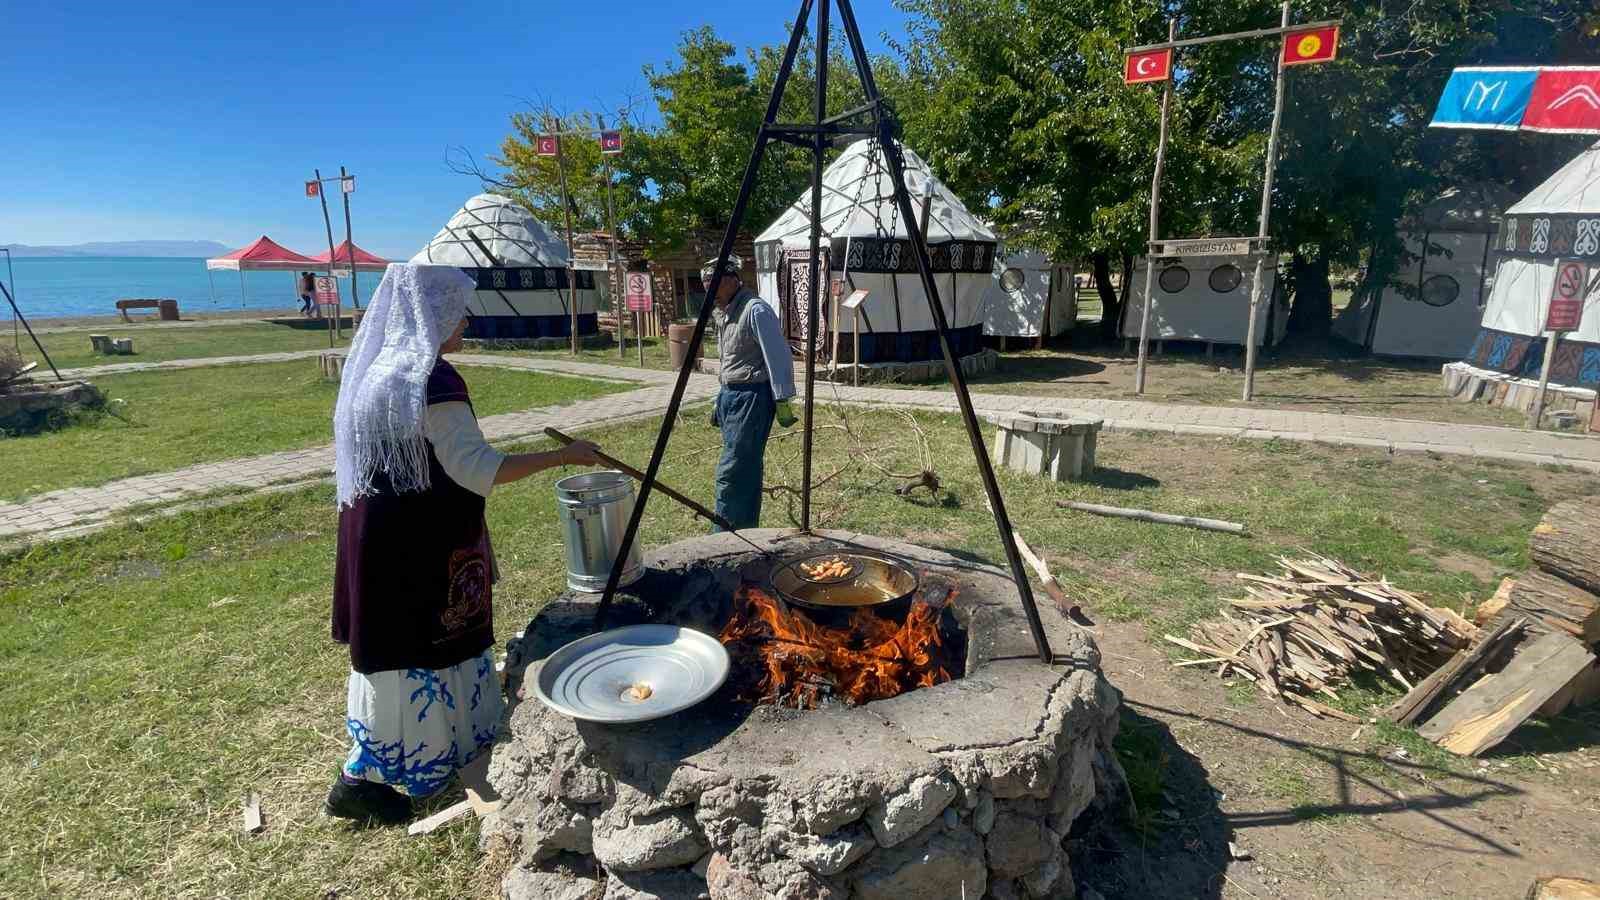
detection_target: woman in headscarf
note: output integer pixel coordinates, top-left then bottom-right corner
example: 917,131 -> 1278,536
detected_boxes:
325,263 -> 601,824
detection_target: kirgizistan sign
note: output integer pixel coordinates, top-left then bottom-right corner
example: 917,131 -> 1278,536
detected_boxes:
1431,67 -> 1600,134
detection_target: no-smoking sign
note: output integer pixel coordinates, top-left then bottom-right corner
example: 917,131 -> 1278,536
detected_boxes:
624,272 -> 653,312
1546,259 -> 1589,332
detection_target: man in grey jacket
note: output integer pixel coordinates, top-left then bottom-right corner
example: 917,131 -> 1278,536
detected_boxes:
703,255 -> 797,530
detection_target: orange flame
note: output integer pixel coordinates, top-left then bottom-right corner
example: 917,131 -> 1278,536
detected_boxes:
718,585 -> 957,709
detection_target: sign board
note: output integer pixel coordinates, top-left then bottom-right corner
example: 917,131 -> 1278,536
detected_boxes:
1546,259 -> 1589,332
536,135 -> 559,157
1281,25 -> 1339,66
840,289 -> 869,312
599,130 -> 623,154
1124,48 -> 1172,85
571,258 -> 611,272
341,176 -> 355,194
314,275 -> 339,306
305,180 -> 321,198
1150,237 -> 1258,258
624,272 -> 654,312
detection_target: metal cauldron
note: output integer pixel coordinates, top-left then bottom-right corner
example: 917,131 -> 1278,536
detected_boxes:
767,550 -> 920,627
555,471 -> 645,593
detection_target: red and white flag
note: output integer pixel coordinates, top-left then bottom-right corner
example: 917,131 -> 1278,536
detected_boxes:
536,135 -> 559,157
1124,48 -> 1172,85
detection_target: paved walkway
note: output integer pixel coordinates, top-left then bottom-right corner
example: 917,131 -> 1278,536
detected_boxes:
4,352 -> 1597,547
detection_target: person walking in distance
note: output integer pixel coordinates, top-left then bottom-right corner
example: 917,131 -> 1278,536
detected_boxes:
705,255 -> 796,530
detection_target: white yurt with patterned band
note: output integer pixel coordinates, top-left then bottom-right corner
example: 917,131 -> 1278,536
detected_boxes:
1333,183 -> 1516,359
753,138 -> 997,365
411,193 -> 600,341
1444,143 -> 1600,421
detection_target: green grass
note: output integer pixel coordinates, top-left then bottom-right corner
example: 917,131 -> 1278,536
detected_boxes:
1,407 -> 1594,897
27,322 -> 354,370
0,361 -> 623,501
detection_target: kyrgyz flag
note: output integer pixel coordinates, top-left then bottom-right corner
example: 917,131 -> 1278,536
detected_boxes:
1281,25 -> 1339,66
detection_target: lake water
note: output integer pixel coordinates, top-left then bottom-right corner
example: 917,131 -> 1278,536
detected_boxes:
2,256 -> 383,320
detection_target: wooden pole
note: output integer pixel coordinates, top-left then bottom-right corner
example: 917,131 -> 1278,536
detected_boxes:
1058,500 -> 1248,535
601,116 -> 625,361
1529,265 -> 1562,430
314,167 -> 342,346
550,113 -> 579,355
853,307 -> 861,387
1133,17 -> 1177,396
340,166 -> 360,310
1242,1 -> 1291,402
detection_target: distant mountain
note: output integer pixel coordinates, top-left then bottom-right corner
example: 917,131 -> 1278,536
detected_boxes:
0,240 -> 232,258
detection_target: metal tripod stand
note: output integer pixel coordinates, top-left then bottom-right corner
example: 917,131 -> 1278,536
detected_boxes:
593,0 -> 1055,664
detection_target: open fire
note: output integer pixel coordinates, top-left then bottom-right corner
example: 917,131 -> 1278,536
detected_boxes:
717,581 -> 963,708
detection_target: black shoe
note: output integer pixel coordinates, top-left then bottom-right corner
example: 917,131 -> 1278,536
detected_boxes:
325,775 -> 412,825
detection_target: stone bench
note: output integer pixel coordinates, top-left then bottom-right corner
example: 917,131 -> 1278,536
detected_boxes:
88,334 -> 133,356
115,298 -> 179,322
988,411 -> 1103,482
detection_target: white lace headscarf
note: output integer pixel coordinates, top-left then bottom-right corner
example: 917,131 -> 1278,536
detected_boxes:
334,263 -> 476,508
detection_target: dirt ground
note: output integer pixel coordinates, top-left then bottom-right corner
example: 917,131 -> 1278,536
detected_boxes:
956,336 -> 1528,429
1080,620 -> 1600,900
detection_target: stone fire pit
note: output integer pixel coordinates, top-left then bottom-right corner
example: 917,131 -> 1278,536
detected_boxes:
485,530 -> 1126,900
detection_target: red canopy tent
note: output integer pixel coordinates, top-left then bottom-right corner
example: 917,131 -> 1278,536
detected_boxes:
204,236 -> 319,307
310,240 -> 390,273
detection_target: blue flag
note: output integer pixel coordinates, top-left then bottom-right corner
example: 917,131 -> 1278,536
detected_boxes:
1430,67 -> 1538,130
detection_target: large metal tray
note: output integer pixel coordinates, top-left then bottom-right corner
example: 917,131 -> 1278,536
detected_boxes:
531,624 -> 730,723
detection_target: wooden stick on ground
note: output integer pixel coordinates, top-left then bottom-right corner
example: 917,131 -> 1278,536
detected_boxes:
1011,532 -> 1084,621
407,798 -> 475,837
242,793 -> 264,835
1058,500 -> 1247,535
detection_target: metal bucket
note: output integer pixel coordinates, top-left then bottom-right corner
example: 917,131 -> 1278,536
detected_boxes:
556,471 -> 645,593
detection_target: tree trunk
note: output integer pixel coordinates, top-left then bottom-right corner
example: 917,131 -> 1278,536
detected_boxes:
1092,252 -> 1123,342
1287,251 -> 1332,336
1498,569 -> 1600,643
1531,501 -> 1600,597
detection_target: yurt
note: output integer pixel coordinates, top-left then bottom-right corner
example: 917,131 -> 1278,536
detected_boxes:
1333,183 -> 1516,358
1120,254 -> 1287,347
411,193 -> 600,341
980,248 -> 1078,343
753,139 -> 996,366
1455,142 -> 1600,394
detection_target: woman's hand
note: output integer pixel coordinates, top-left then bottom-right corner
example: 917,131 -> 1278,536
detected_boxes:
560,440 -> 604,467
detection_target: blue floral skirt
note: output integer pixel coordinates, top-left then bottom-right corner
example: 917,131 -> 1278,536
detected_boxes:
342,649 -> 503,798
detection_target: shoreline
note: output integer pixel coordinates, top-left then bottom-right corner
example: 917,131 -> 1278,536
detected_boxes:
10,307 -> 310,333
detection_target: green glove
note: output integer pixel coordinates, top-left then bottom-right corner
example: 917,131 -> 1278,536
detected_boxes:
775,400 -> 798,428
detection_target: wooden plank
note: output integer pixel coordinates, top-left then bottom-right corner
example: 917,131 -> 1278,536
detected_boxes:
1528,876 -> 1600,900
407,798 -> 474,837
1418,632 -> 1595,756
1058,500 -> 1247,535
1385,618 -> 1522,727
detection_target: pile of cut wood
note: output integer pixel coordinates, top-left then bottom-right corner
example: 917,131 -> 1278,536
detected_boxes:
1171,501 -> 1600,757
1166,555 -> 1479,722
1383,501 -> 1600,756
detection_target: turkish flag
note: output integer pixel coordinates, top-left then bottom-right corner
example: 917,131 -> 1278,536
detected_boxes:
536,135 -> 559,157
1523,69 -> 1600,134
1124,48 -> 1172,85
305,180 -> 320,199
1281,25 -> 1339,66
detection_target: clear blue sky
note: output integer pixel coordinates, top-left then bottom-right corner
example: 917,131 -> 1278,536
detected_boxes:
2,1 -> 911,259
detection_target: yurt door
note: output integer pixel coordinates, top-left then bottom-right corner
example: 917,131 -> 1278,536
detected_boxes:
779,250 -> 830,354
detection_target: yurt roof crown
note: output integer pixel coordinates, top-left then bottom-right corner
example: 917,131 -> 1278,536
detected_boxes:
411,193 -> 571,267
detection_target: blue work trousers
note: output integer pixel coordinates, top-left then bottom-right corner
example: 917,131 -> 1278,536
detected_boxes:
714,384 -> 775,531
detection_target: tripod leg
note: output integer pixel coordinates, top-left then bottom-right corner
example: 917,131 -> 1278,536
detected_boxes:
594,0 -> 818,629
833,0 -> 1054,664
0,281 -> 62,381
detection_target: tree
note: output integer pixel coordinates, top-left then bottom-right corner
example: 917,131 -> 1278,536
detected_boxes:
884,0 -> 1600,341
